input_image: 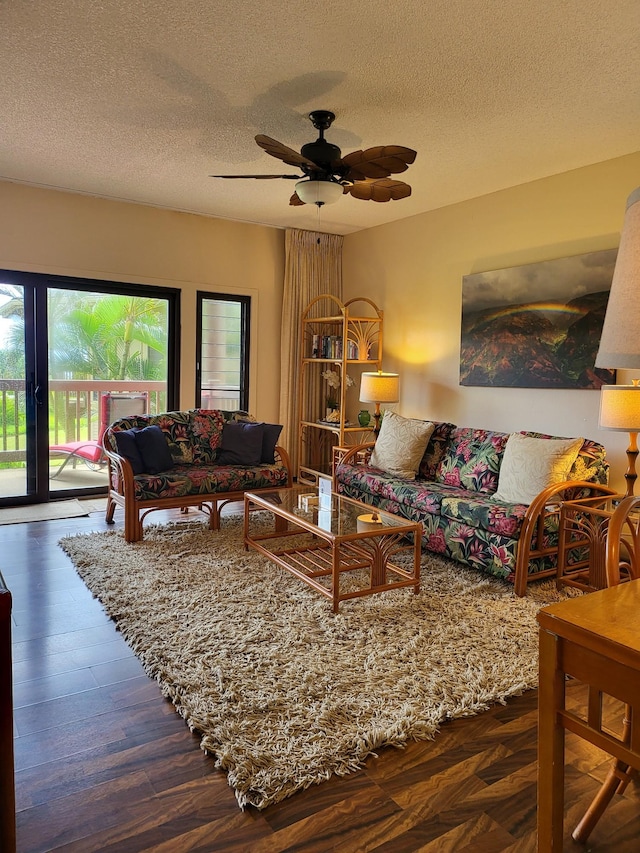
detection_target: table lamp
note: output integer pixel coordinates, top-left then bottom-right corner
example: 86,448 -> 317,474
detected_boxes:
359,371 -> 399,433
595,186 -> 640,496
599,382 -> 640,497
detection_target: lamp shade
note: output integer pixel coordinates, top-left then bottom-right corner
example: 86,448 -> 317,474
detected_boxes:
595,186 -> 640,369
360,372 -> 400,404
599,383 -> 640,431
295,179 -> 344,206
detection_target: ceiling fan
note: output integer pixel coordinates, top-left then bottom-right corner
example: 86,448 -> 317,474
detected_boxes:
211,110 -> 417,207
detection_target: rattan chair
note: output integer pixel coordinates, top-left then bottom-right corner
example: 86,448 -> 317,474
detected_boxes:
572,494 -> 640,844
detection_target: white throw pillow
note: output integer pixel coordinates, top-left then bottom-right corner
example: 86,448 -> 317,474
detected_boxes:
493,433 -> 584,505
370,412 -> 435,480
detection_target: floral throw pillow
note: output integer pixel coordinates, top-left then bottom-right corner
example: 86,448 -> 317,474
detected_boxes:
418,421 -> 457,480
436,427 -> 508,493
370,412 -> 435,480
189,409 -> 226,465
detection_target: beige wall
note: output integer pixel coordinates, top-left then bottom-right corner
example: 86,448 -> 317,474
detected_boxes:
342,151 -> 640,492
0,181 -> 285,422
4,152 -> 640,492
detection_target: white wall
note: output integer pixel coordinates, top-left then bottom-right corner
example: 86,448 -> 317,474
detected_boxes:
0,181 -> 285,422
343,151 -> 640,492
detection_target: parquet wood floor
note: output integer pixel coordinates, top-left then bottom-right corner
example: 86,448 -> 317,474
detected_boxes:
4,505 -> 640,852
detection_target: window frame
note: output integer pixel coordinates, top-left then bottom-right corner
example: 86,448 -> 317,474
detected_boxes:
195,292 -> 251,413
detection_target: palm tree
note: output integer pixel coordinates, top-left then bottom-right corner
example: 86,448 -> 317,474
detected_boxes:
49,293 -> 168,380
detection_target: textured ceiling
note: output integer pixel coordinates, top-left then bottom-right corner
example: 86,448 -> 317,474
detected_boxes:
1,1 -> 639,235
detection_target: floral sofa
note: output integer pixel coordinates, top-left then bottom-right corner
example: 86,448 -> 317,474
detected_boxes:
102,409 -> 292,542
334,419 -> 614,595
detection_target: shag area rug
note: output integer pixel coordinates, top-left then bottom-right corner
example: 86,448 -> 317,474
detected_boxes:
59,514 -> 570,810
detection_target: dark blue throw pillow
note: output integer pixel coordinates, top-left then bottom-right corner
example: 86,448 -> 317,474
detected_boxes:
135,425 -> 175,474
114,428 -> 145,475
261,423 -> 283,464
217,422 -> 265,466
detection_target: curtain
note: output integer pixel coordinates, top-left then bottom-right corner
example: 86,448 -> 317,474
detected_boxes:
279,228 -> 343,474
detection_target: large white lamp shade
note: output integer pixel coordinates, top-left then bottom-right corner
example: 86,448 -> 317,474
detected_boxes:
595,186 -> 640,369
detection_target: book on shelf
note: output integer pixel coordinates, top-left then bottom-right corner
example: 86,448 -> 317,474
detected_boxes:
309,335 -> 360,360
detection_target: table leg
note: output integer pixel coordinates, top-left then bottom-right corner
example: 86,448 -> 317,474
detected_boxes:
274,513 -> 288,534
243,495 -> 251,550
538,627 -> 566,850
332,544 -> 340,613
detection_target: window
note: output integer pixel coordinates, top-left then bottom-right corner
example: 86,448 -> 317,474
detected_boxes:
196,293 -> 250,412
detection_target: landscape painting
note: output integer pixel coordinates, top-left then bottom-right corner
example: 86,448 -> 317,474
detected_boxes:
460,249 -> 617,389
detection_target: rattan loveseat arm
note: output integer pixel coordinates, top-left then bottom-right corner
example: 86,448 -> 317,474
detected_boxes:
332,442 -> 375,484
102,437 -> 136,495
273,445 -> 293,485
513,480 -> 618,597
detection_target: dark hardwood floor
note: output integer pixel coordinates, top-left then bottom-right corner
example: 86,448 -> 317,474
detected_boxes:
4,503 -> 640,852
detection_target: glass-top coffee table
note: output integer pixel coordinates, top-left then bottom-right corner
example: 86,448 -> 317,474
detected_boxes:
243,487 -> 421,612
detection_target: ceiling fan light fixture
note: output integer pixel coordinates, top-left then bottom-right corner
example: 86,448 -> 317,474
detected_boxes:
295,179 -> 343,206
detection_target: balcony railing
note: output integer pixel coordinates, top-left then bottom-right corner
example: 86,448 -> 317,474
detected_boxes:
0,380 -> 168,463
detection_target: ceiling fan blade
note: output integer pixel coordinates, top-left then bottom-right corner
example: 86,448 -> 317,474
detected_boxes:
289,192 -> 305,206
345,178 -> 412,203
341,146 -> 417,180
210,174 -> 301,179
255,135 -> 317,169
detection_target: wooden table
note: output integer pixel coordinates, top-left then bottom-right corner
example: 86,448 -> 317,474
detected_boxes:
0,571 -> 16,853
244,487 -> 421,612
537,580 -> 640,849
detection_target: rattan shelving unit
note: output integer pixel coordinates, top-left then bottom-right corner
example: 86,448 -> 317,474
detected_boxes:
297,294 -> 383,485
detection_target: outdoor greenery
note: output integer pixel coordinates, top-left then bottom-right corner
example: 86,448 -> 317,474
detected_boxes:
0,287 -> 169,462
0,287 -> 168,380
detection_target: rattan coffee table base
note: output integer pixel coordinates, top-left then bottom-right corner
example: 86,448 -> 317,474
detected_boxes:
244,488 -> 421,612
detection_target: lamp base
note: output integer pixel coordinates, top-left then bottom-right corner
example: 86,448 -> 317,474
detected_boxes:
372,403 -> 382,435
624,432 -> 638,497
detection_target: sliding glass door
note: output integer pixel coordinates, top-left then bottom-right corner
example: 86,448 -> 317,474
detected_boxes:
0,271 -> 180,505
0,283 -> 39,500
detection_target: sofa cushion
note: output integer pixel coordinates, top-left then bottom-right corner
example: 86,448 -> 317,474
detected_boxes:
336,475 -> 524,580
418,421 -> 457,480
132,462 -> 289,501
522,431 -> 609,485
113,428 -> 145,475
336,463 -> 473,515
436,427 -> 509,493
370,412 -> 435,480
493,433 -> 583,504
217,422 -> 265,466
261,423 -> 283,464
147,411 -> 194,464
440,493 -> 527,537
189,409 -> 226,464
105,414 -> 150,453
135,425 -> 175,474
221,410 -> 257,423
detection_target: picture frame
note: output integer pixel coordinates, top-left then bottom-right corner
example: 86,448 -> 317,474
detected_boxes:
460,249 -> 617,389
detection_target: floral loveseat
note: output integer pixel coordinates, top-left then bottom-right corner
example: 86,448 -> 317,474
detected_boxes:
103,409 -> 292,542
334,417 -> 614,595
